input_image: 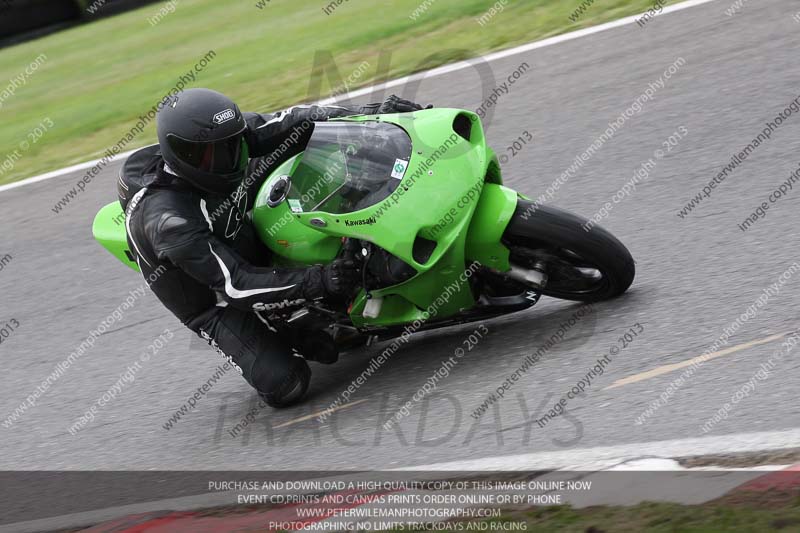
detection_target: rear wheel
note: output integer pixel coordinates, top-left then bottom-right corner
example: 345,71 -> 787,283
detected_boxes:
502,201 -> 635,302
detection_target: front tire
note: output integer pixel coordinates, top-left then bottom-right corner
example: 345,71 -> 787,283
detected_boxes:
502,200 -> 635,302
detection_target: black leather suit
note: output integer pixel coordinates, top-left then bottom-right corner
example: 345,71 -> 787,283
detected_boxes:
121,103 -> 379,406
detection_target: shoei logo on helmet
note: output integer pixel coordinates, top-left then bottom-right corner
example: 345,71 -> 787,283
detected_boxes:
213,108 -> 236,125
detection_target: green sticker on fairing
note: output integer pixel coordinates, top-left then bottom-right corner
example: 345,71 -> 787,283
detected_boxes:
288,199 -> 303,213
391,158 -> 409,179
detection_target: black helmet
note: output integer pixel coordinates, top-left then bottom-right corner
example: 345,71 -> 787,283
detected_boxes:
157,88 -> 249,194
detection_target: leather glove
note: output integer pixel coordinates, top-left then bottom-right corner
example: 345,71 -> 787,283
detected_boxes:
304,260 -> 361,301
378,94 -> 432,113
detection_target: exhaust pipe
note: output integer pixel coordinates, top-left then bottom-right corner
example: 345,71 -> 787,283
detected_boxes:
506,264 -> 548,289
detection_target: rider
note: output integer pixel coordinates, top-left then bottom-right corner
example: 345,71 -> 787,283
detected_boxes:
121,88 -> 426,407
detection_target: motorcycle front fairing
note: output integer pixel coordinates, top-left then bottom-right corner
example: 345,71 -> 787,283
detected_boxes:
252,109 -> 519,327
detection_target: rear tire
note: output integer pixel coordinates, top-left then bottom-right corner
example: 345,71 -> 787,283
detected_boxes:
503,200 -> 635,302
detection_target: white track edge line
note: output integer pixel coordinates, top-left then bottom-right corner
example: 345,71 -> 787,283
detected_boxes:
0,0 -> 720,195
396,428 -> 800,471
0,427 -> 795,533
0,148 -> 140,193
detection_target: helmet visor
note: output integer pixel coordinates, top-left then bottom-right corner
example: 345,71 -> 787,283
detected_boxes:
167,133 -> 248,175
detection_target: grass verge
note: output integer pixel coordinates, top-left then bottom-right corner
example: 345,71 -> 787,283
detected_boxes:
404,488 -> 800,532
1,0 -> 672,185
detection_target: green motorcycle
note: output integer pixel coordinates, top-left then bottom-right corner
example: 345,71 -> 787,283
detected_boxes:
93,109 -> 634,349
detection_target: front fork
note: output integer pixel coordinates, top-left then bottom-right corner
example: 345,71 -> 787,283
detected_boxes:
464,183 -> 548,290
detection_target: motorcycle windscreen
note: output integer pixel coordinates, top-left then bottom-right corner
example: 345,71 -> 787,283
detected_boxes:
287,122 -> 412,214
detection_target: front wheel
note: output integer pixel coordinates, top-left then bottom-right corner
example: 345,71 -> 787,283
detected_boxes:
502,200 -> 635,302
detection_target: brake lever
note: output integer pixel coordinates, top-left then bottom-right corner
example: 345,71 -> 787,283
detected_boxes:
359,243 -> 372,296
335,238 -> 370,309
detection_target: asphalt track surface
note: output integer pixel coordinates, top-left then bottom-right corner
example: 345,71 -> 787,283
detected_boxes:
1,0 -> 799,474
